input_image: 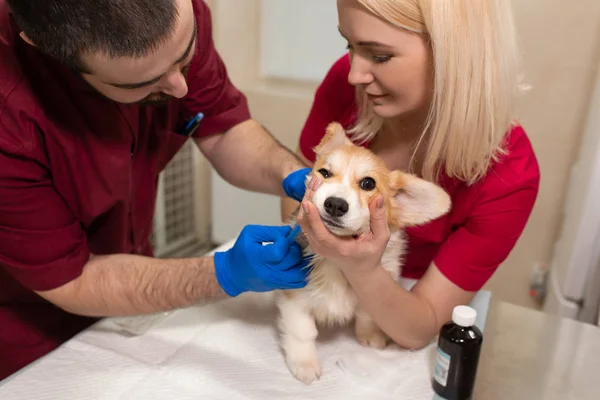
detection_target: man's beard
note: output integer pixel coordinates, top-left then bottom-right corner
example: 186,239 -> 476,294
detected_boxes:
138,64 -> 192,107
136,93 -> 174,107
88,85 -> 175,107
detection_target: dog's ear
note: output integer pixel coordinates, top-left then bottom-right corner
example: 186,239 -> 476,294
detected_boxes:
388,171 -> 451,227
314,122 -> 352,155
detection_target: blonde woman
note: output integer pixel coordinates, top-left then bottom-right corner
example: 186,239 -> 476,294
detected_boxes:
281,0 -> 540,349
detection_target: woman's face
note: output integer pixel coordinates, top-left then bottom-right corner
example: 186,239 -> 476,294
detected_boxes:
337,0 -> 434,120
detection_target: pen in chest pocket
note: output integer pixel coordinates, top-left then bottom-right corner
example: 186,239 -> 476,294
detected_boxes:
177,112 -> 204,137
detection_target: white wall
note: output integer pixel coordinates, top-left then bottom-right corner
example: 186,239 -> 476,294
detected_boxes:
259,0 -> 346,82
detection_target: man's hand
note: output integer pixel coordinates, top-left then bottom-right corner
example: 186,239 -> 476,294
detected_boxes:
282,167 -> 311,202
214,225 -> 310,297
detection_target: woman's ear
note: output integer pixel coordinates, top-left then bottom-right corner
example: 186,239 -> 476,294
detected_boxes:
389,171 -> 451,227
19,32 -> 36,47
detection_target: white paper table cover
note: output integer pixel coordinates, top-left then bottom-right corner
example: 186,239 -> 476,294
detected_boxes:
0,239 -> 491,399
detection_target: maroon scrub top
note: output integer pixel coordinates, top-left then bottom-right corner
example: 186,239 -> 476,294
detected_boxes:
0,0 -> 251,380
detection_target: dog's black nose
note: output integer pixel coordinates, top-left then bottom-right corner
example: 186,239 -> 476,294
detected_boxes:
324,197 -> 349,217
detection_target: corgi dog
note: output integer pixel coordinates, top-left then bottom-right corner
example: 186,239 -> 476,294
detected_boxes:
276,122 -> 452,385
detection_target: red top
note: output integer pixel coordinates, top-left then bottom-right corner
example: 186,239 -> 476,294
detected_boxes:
299,54 -> 540,292
0,0 -> 251,380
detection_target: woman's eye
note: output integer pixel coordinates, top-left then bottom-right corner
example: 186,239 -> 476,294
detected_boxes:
373,55 -> 392,63
359,177 -> 376,191
318,168 -> 332,179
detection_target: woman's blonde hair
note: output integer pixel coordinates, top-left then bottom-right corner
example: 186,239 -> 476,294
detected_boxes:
349,0 -> 523,184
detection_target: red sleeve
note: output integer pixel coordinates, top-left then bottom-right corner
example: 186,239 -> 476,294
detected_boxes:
181,0 -> 251,137
0,107 -> 89,291
299,54 -> 355,162
434,128 -> 541,291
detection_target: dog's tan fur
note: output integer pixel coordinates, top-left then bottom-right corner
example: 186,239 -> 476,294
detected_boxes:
276,122 -> 451,384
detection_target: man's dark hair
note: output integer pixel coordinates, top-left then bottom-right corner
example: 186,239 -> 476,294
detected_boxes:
7,0 -> 180,73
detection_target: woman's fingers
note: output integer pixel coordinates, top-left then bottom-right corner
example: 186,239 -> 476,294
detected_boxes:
304,201 -> 335,243
299,201 -> 328,243
298,200 -> 353,256
369,195 -> 390,242
298,175 -> 386,261
308,175 -> 322,192
297,204 -> 310,236
302,176 -> 321,205
297,175 -> 323,239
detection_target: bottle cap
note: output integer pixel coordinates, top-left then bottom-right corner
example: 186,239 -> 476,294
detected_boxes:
452,305 -> 477,327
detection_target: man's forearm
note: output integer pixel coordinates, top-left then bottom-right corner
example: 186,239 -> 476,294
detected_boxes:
196,119 -> 306,196
37,254 -> 227,317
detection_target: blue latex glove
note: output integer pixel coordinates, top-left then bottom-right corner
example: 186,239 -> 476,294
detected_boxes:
282,167 -> 311,202
214,225 -> 310,297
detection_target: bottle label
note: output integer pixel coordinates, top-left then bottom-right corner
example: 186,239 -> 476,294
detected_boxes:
433,347 -> 451,387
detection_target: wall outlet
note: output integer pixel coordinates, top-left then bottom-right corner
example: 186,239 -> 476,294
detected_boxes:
529,262 -> 549,302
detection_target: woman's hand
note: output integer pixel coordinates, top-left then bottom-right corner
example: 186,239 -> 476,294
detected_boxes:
297,176 -> 391,278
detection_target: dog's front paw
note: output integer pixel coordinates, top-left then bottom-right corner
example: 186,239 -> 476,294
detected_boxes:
286,356 -> 321,385
356,328 -> 388,349
354,309 -> 389,349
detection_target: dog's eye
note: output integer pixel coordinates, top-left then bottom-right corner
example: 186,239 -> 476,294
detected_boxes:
359,177 -> 376,191
318,168 -> 332,179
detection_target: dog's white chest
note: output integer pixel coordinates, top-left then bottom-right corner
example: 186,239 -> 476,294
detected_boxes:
299,233 -> 404,326
305,260 -> 358,325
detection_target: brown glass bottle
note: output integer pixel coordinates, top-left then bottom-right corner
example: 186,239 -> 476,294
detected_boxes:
432,305 -> 483,400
